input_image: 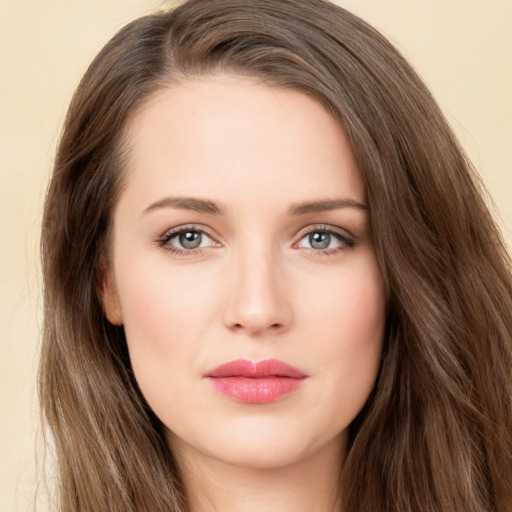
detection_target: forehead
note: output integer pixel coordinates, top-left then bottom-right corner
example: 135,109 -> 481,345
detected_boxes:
121,75 -> 365,210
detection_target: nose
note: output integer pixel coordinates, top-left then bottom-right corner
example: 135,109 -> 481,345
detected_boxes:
222,248 -> 293,336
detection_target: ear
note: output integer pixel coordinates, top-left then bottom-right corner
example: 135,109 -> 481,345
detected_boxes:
97,256 -> 123,326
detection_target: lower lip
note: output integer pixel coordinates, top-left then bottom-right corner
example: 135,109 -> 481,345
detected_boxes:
208,376 -> 305,404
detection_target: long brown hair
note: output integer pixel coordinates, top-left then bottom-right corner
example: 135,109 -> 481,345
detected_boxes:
40,0 -> 512,510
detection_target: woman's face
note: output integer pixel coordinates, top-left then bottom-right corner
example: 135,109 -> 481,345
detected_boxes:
103,76 -> 386,471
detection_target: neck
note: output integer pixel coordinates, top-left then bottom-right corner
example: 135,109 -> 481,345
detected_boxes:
172,436 -> 346,512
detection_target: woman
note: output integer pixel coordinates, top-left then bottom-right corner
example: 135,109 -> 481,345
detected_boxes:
39,0 -> 512,510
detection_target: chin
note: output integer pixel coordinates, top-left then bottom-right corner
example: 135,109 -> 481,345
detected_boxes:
166,416 -> 348,471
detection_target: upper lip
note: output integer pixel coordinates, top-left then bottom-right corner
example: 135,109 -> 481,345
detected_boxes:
205,358 -> 308,379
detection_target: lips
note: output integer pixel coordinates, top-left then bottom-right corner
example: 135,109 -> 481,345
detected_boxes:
205,359 -> 308,404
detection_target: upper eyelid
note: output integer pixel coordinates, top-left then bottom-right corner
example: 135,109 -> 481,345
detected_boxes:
159,222 -> 351,234
296,223 -> 354,239
160,224 -> 217,239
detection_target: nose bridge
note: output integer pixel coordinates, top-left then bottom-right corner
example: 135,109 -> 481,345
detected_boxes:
223,238 -> 291,334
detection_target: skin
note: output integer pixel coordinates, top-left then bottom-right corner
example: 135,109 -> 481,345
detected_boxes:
103,75 -> 386,512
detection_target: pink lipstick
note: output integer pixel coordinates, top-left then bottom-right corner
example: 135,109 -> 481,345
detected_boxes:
205,359 -> 308,404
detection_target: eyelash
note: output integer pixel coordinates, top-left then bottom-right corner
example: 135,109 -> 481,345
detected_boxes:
295,224 -> 356,255
155,224 -> 356,256
156,224 -> 218,256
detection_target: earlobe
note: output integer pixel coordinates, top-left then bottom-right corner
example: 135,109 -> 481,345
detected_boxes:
98,258 -> 123,326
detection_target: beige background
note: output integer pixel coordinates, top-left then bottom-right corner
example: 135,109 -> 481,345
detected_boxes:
1,1 -> 510,510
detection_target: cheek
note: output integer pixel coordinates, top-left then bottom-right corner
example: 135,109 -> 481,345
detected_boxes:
116,261 -> 218,382
298,256 -> 385,410
300,255 -> 385,348
116,263 -> 223,426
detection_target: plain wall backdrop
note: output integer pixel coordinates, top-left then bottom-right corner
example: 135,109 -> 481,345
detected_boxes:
0,1 -> 510,510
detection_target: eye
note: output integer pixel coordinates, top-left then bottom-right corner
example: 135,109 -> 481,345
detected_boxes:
295,226 -> 355,254
157,226 -> 218,253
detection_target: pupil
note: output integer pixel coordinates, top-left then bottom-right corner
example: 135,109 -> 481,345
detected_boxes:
310,231 -> 330,250
179,231 -> 201,249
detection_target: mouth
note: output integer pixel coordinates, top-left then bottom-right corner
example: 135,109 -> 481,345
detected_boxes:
205,359 -> 308,404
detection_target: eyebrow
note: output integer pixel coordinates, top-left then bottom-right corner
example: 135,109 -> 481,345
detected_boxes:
288,198 -> 369,215
142,196 -> 226,216
142,196 -> 368,216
